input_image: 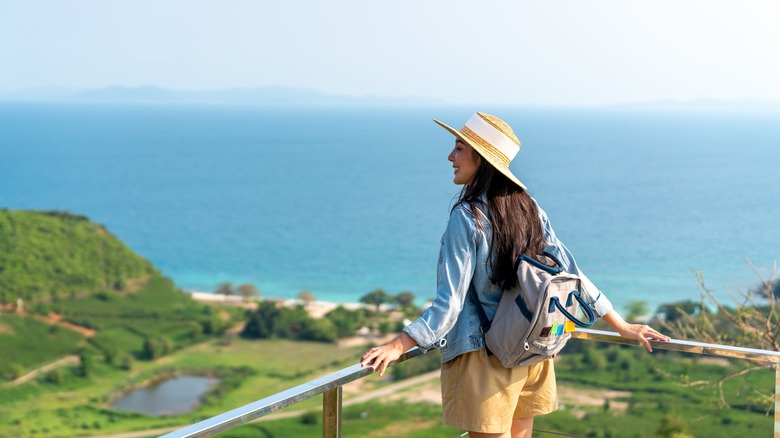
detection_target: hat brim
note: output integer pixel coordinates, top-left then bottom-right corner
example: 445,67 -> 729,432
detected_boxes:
434,119 -> 527,190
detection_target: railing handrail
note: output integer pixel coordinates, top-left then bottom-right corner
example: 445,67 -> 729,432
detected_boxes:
159,347 -> 425,438
161,330 -> 780,437
572,328 -> 780,364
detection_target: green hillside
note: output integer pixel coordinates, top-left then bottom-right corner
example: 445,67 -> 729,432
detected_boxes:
0,210 -> 156,304
0,210 -> 236,380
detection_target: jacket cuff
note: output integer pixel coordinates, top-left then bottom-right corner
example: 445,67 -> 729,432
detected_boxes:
581,275 -> 614,317
403,319 -> 446,353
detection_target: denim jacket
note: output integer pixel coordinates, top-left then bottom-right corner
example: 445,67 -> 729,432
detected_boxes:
403,198 -> 614,363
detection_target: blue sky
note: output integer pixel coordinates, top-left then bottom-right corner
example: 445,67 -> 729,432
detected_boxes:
2,1 -> 779,106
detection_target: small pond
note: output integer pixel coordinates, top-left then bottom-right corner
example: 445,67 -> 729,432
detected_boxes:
111,374 -> 220,416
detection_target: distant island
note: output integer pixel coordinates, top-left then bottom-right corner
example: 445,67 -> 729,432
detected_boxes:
609,97 -> 780,112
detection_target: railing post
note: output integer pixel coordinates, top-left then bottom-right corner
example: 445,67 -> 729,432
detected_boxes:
323,386 -> 342,438
775,365 -> 780,438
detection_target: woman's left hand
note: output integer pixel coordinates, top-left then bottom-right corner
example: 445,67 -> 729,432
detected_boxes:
360,332 -> 417,377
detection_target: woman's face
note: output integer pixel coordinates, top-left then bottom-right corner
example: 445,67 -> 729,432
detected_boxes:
448,139 -> 482,185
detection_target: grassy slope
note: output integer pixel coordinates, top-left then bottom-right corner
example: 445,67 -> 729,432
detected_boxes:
0,274 -> 234,381
0,210 -> 155,303
0,313 -> 86,378
59,275 -> 226,352
0,210 -> 234,380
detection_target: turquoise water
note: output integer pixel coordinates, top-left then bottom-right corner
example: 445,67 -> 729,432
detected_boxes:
1,103 -> 779,312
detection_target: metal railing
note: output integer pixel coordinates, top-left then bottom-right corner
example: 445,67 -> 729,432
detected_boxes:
160,330 -> 780,438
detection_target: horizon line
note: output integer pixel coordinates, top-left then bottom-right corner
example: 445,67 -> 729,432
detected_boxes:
1,84 -> 779,110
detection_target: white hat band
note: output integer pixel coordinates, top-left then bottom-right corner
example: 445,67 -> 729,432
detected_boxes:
464,114 -> 519,161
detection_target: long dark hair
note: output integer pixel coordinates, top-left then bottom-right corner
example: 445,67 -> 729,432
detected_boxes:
454,160 -> 545,291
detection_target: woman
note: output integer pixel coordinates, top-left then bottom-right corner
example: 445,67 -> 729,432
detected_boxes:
360,112 -> 669,438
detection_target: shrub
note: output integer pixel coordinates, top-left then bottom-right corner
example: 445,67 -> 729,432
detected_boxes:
656,414 -> 692,438
325,306 -> 369,338
241,302 -> 280,339
119,354 -> 133,371
78,351 -> 94,377
298,318 -> 337,343
378,321 -> 392,335
582,348 -> 607,372
102,345 -> 118,365
141,337 -> 171,360
31,303 -> 51,315
300,411 -> 319,425
9,363 -> 26,379
45,368 -> 63,384
241,301 -> 341,343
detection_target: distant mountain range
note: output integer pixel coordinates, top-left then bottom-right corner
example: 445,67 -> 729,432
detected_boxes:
0,85 -> 445,106
610,97 -> 780,112
0,86 -> 778,111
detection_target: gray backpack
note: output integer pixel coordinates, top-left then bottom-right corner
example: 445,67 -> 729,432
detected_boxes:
472,252 -> 596,368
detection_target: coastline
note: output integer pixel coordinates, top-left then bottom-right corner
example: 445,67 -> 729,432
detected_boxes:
186,290 -> 393,319
186,290 -> 404,347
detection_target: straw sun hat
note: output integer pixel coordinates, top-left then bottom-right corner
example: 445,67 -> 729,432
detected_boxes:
434,112 -> 526,190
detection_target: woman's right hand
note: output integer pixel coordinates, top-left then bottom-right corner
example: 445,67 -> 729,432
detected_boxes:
360,332 -> 418,377
601,310 -> 671,352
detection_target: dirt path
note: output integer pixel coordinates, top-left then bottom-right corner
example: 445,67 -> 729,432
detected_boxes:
1,312 -> 94,389
32,312 -> 97,337
5,355 -> 80,387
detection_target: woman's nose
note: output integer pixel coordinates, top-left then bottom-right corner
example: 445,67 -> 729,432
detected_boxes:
447,150 -> 455,162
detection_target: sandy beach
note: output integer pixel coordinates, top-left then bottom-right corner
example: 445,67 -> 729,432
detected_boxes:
187,291 -> 397,319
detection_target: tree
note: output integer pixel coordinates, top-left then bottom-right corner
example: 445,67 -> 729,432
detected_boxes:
241,301 -> 335,343
201,316 -> 226,336
757,278 -> 780,300
394,291 -> 416,308
659,264 -> 778,410
215,281 -> 233,300
623,300 -> 649,321
241,301 -> 280,339
325,305 -> 368,338
78,350 -> 94,377
774,279 -> 780,298
102,344 -> 118,365
141,337 -> 171,360
656,300 -> 701,323
298,318 -> 337,343
660,269 -> 779,350
297,290 -> 316,305
360,288 -> 390,312
237,283 -> 260,303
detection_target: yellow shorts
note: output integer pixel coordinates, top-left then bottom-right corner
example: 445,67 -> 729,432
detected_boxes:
440,348 -> 558,433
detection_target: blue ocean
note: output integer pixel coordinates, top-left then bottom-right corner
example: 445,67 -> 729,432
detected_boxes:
1,103 -> 779,313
